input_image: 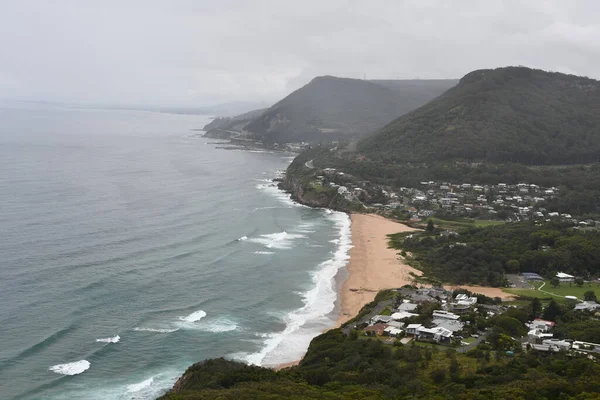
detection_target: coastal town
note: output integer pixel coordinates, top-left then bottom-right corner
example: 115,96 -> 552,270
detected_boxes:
308,166 -> 600,228
354,284 -> 600,356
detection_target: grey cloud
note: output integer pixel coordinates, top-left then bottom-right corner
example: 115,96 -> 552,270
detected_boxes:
1,0 -> 599,106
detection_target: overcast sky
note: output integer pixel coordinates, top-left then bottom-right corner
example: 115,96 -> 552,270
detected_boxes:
1,0 -> 599,106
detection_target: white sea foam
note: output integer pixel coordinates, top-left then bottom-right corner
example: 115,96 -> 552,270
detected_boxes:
96,335 -> 120,343
294,221 -> 317,234
255,179 -> 305,208
179,309 -> 207,322
126,377 -> 155,393
133,327 -> 180,333
200,318 -> 238,333
240,211 -> 352,366
49,360 -> 90,375
237,236 -> 248,241
249,231 -> 306,250
254,251 -> 275,255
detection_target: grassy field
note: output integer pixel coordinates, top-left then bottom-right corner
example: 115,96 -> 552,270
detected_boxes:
503,279 -> 600,301
428,217 -> 504,230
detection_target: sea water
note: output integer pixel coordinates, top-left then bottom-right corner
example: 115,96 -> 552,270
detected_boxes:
0,103 -> 351,399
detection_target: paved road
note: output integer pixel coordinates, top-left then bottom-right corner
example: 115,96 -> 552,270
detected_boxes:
342,299 -> 393,335
458,330 -> 490,353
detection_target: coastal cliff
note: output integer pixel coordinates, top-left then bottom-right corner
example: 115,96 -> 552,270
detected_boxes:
278,147 -> 362,212
278,172 -> 359,212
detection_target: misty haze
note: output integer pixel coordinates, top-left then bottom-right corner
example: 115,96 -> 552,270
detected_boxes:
1,2 -> 600,399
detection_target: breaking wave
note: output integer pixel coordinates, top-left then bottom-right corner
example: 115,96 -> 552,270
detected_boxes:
126,377 -> 154,393
48,360 -> 90,375
95,335 -> 120,343
132,327 -> 180,333
248,231 -> 306,250
236,211 -> 352,366
179,310 -> 207,323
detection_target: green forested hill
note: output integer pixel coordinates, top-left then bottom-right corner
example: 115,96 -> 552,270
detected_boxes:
359,67 -> 600,165
245,76 -> 457,143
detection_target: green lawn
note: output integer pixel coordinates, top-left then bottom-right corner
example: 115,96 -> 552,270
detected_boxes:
503,279 -> 600,301
428,217 -> 504,230
503,288 -> 556,300
473,220 -> 506,227
310,182 -> 325,193
380,307 -> 392,316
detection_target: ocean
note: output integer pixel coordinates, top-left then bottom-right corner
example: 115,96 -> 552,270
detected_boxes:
0,103 -> 351,399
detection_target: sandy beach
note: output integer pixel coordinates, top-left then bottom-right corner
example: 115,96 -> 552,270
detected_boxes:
335,213 -> 421,326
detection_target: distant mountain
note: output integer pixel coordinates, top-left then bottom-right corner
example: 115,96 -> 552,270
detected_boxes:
359,67 -> 600,165
244,76 -> 457,143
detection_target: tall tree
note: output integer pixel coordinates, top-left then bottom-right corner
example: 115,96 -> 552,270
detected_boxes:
584,290 -> 597,302
530,298 -> 542,318
426,220 -> 434,233
542,299 -> 561,321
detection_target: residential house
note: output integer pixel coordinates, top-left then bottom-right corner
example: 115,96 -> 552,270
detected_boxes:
528,328 -> 554,343
556,272 -> 574,283
531,318 -> 555,332
417,326 -> 453,342
391,311 -> 418,321
370,315 -> 393,325
530,343 -> 552,352
572,341 -> 600,352
574,301 -> 600,311
432,310 -> 460,320
387,320 -> 405,329
406,324 -> 423,336
432,319 -> 464,333
397,301 -> 419,313
364,323 -> 388,336
542,339 -> 571,351
384,326 -> 404,337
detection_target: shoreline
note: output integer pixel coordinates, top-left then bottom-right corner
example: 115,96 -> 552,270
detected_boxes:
335,213 -> 421,327
273,213 -> 419,370
273,212 -> 514,370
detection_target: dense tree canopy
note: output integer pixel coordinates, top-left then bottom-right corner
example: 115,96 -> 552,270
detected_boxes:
394,221 -> 600,286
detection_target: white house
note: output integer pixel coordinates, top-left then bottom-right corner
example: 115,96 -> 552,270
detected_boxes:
406,324 -> 423,335
530,319 -> 555,332
387,320 -> 405,329
391,311 -> 418,321
556,272 -> 574,283
528,328 -> 554,343
397,301 -> 419,313
417,326 -> 453,342
370,315 -> 392,325
432,310 -> 460,320
542,339 -> 571,351
572,341 -> 600,352
574,301 -> 600,311
455,293 -> 477,305
433,319 -> 464,333
384,326 -> 404,337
